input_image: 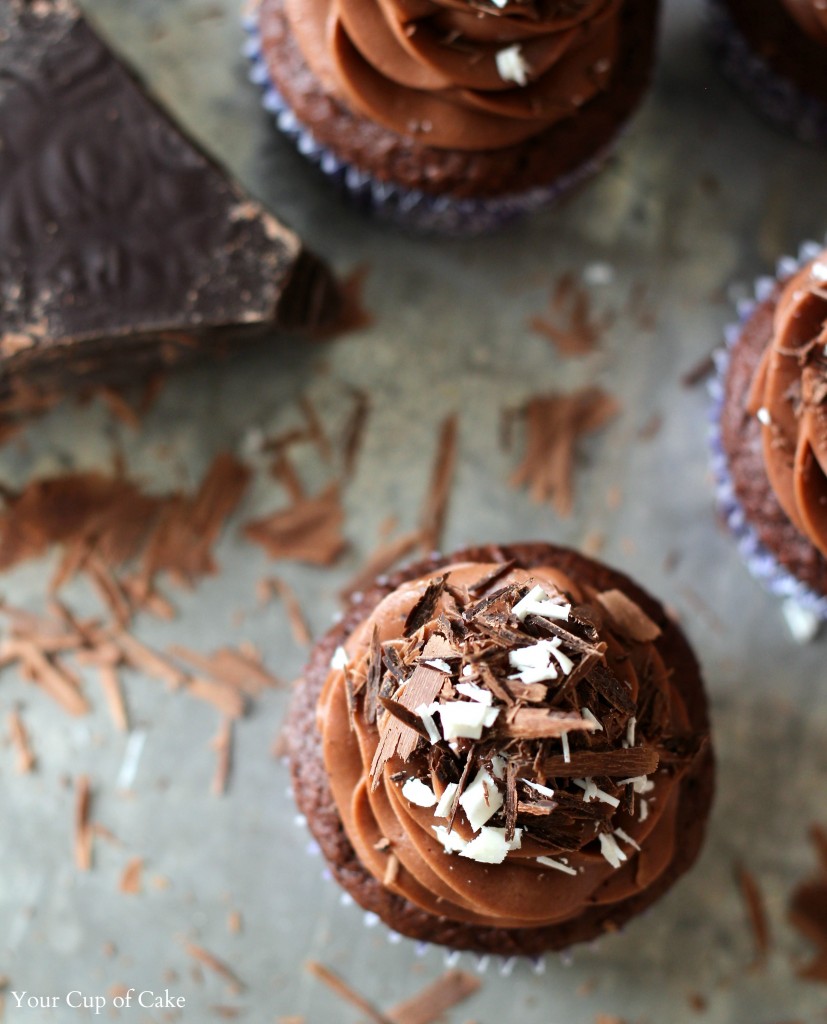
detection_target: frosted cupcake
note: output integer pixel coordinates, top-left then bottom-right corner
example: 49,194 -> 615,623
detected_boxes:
244,0 -> 660,233
712,241 -> 827,623
708,0 -> 827,143
287,543 -> 714,956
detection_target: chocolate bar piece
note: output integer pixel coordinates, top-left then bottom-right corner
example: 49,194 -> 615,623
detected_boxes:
0,0 -> 338,404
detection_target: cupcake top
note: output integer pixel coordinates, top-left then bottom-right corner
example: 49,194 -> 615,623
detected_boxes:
315,557 -> 701,931
781,0 -> 827,45
283,0 -> 625,150
746,251 -> 827,559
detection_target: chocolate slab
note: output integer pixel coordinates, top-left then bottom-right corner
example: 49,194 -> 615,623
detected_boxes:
0,0 -> 338,401
288,543 -> 715,956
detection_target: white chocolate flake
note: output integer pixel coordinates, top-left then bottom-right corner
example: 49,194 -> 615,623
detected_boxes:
536,855 -> 577,876
423,658 -> 453,673
581,708 -> 603,731
437,701 -> 499,740
434,782 -> 458,818
495,44 -> 530,87
416,702 -> 442,744
599,832 -> 627,869
460,826 -> 522,864
459,767 -> 503,831
512,585 -> 571,623
330,645 -> 349,669
522,779 -> 555,799
756,407 -> 772,426
561,732 -> 571,764
455,681 -> 493,705
401,777 -> 438,807
574,777 -> 620,808
614,827 -> 641,852
432,825 -> 468,853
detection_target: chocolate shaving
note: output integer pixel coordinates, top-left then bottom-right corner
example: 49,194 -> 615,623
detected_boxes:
419,414 -> 457,553
498,709 -> 596,740
735,862 -> 771,970
528,272 -> 611,357
587,662 -> 636,715
183,943 -> 245,995
98,665 -> 129,732
404,577 -> 447,637
388,970 -> 481,1024
540,747 -> 658,778
340,529 -> 422,600
467,559 -> 517,596
378,696 -> 431,740
370,654 -> 445,786
504,758 -> 519,842
516,799 -> 559,817
7,710 -> 35,773
597,590 -> 661,642
261,577 -> 312,646
305,962 -> 392,1024
383,851 -> 400,887
463,582 -> 522,622
187,679 -> 246,720
211,718 -> 234,795
363,626 -> 383,724
75,775 -> 92,871
242,481 -> 346,566
381,643 -> 407,684
509,388 -> 620,516
119,857 -> 143,894
341,388 -> 371,476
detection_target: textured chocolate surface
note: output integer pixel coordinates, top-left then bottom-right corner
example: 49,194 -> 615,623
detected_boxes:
720,292 -> 827,597
288,543 -> 714,955
0,0 -> 338,397
257,0 -> 659,200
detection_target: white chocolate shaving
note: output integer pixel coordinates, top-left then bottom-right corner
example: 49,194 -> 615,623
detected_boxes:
495,44 -> 530,87
536,855 -> 577,876
401,777 -> 437,807
521,779 -> 555,799
459,767 -> 503,831
423,658 -> 453,673
434,782 -> 458,818
581,708 -> 603,731
416,702 -> 442,744
432,825 -> 467,853
455,681 -> 493,705
614,827 -> 641,852
330,646 -> 349,669
574,777 -> 620,808
437,701 -> 499,740
756,407 -> 772,426
512,585 -> 571,623
459,826 -> 522,864
599,832 -> 628,869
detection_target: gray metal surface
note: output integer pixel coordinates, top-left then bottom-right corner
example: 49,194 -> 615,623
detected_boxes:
1,1 -> 826,1021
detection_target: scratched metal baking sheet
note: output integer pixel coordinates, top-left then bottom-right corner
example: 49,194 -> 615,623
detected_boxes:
2,1 -> 827,1021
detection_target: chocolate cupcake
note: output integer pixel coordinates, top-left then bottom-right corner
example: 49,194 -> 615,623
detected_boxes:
244,0 -> 660,234
708,0 -> 827,143
712,241 -> 827,624
288,543 -> 714,956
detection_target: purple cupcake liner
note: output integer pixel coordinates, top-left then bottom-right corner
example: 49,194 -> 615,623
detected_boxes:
708,236 -> 827,628
242,13 -> 622,236
706,0 -> 827,145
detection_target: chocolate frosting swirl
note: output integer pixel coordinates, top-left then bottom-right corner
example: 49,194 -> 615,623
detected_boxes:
746,253 -> 827,559
316,559 -> 697,930
283,0 -> 624,150
780,0 -> 827,45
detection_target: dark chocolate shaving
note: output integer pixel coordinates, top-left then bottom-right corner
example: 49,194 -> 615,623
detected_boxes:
467,560 -> 518,596
497,709 -> 596,740
378,697 -> 430,741
587,662 -> 636,715
540,747 -> 659,778
404,577 -> 447,637
363,626 -> 383,726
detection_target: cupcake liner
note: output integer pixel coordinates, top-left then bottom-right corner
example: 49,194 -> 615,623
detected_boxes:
708,235 -> 827,626
706,0 -> 827,145
242,13 -> 622,236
